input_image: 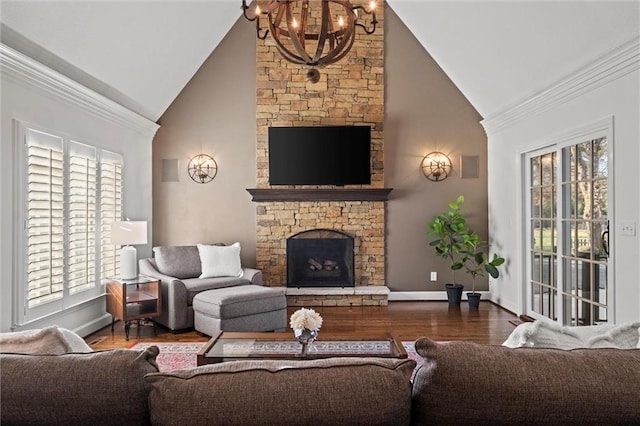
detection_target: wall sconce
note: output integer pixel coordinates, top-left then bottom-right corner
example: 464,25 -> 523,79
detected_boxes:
187,154 -> 218,184
421,152 -> 452,182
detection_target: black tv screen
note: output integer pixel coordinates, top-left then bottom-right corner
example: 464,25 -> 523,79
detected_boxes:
268,126 -> 371,185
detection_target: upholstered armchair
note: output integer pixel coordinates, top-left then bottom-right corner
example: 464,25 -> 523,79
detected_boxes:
139,245 -> 262,331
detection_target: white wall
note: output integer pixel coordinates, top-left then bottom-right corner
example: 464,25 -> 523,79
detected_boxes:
0,44 -> 157,335
484,38 -> 640,323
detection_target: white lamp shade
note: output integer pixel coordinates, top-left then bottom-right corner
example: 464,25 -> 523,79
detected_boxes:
110,221 -> 148,246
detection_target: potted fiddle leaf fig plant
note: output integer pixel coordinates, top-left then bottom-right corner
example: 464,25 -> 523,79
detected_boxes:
427,195 -> 505,307
461,234 -> 505,309
426,195 -> 472,305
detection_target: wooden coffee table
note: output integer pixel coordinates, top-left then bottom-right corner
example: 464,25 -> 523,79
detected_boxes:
197,331 -> 407,366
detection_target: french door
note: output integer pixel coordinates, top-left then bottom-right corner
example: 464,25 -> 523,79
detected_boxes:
526,132 -> 611,326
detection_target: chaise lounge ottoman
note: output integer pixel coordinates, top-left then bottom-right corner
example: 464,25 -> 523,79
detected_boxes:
193,285 -> 287,336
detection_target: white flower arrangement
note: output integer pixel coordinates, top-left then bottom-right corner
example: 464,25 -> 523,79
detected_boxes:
289,308 -> 323,332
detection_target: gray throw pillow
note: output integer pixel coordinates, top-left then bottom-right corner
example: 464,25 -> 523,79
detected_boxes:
153,245 -> 202,278
153,244 -> 226,279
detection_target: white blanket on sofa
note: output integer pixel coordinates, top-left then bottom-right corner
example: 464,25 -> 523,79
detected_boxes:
0,326 -> 92,354
503,320 -> 640,349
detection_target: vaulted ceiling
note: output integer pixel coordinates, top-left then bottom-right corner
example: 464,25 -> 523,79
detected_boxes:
1,0 -> 638,122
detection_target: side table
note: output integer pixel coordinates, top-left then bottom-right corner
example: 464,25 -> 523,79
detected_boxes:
106,275 -> 162,340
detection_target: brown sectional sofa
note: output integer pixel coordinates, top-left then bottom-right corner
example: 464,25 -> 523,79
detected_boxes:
2,338 -> 639,425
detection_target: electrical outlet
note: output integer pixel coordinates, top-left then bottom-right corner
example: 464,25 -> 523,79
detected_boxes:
620,221 -> 636,236
430,272 -> 437,281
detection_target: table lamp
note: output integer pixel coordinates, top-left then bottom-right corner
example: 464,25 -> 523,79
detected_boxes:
110,221 -> 148,280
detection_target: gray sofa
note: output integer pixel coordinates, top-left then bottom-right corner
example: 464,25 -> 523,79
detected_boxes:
2,337 -> 639,425
139,245 -> 263,331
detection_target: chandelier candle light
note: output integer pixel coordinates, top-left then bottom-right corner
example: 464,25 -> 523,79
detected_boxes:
290,308 -> 323,356
241,0 -> 378,82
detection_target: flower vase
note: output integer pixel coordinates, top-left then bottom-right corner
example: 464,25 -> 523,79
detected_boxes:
294,327 -> 318,356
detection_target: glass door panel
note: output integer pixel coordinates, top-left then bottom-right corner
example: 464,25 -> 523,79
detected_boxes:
527,136 -> 610,326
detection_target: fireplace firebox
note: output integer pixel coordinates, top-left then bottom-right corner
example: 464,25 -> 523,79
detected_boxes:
287,229 -> 354,288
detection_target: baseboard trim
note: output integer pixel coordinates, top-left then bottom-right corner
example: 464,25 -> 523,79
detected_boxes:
74,314 -> 112,338
389,291 -> 491,301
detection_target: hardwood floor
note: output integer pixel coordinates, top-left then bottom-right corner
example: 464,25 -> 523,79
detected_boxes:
86,301 -> 519,350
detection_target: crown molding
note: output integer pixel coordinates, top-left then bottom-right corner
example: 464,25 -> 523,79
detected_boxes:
482,36 -> 639,135
0,43 -> 159,139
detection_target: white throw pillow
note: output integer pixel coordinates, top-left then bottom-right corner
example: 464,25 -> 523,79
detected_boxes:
198,243 -> 244,279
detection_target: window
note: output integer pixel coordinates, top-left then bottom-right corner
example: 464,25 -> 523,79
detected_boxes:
18,123 -> 123,323
525,128 -> 611,326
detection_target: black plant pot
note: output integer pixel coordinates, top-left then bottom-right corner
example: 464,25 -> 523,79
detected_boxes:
467,292 -> 481,309
445,283 -> 464,305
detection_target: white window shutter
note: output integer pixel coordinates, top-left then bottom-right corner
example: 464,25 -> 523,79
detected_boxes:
26,129 -> 64,307
67,141 -> 97,295
100,150 -> 123,281
20,124 -> 125,322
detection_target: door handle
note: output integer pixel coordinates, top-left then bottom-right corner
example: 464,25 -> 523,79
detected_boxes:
601,220 -> 609,257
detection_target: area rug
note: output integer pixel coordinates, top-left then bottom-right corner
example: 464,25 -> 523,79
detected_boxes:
128,341 -> 423,375
128,342 -> 206,372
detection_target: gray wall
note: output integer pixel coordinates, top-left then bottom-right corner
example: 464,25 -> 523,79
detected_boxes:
152,18 -> 257,267
152,7 -> 489,292
386,7 -> 489,292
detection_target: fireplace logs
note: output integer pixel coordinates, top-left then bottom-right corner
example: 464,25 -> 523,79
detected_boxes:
308,258 -> 323,270
307,258 -> 339,271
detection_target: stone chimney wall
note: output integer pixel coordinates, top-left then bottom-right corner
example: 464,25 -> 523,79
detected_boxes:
254,4 -> 385,297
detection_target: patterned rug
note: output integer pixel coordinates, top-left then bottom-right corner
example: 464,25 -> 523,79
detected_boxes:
128,341 -> 422,374
128,342 -> 206,372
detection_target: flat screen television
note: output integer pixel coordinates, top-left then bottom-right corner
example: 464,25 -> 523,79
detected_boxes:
268,125 -> 371,185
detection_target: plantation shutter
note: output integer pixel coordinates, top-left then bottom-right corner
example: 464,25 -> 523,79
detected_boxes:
100,150 -> 123,280
26,129 -> 64,308
67,141 -> 97,295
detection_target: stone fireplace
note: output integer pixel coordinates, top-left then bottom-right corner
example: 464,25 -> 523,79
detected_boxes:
287,229 -> 355,288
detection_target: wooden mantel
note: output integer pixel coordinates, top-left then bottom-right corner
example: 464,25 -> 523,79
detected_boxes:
246,188 -> 393,202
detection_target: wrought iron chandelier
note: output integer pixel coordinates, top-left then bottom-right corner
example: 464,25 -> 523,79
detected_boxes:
241,0 -> 378,82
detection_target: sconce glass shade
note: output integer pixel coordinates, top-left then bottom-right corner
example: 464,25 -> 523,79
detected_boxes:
421,152 -> 452,182
188,154 -> 218,184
